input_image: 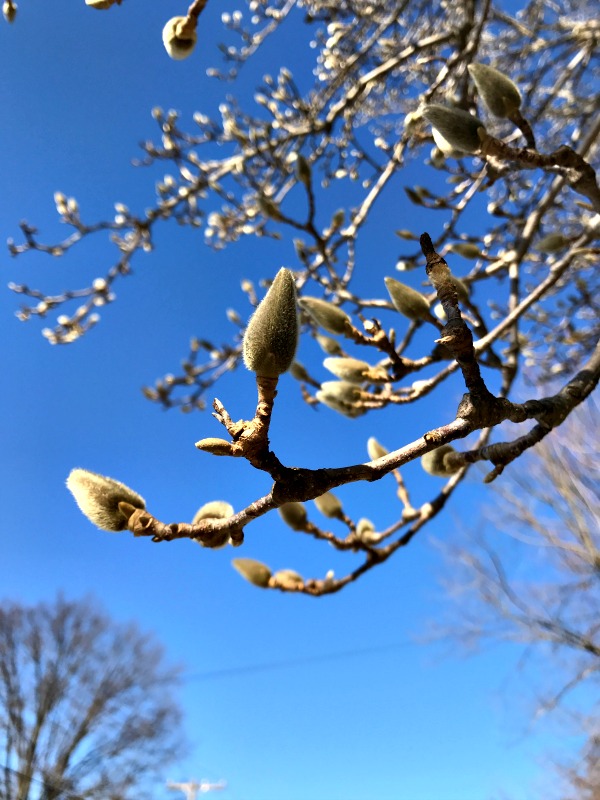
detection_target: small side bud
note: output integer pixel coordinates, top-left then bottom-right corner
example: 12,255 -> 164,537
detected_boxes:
243,268 -> 298,378
299,297 -> 351,335
468,63 -> 521,118
162,16 -> 197,60
536,233 -> 569,253
316,333 -> 344,356
195,437 -> 233,456
295,155 -> 311,186
279,502 -> 308,531
447,242 -> 482,260
422,105 -> 486,154
420,445 -> 461,477
385,277 -> 432,321
193,500 -> 234,548
232,558 -> 272,588
272,569 -> 304,589
367,437 -> 389,461
66,468 -> 145,532
3,0 -> 17,21
323,357 -> 388,384
314,491 -> 343,519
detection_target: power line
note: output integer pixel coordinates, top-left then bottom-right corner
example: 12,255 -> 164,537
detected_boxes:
182,640 -> 413,682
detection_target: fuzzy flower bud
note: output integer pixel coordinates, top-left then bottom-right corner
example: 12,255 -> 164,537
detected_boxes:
295,155 -> 311,186
3,0 -> 17,21
314,491 -> 343,519
278,502 -> 308,531
243,268 -> 298,378
420,445 -> 461,477
162,16 -> 197,60
367,437 -> 389,461
468,63 -> 521,118
192,500 -> 234,548
232,558 -> 272,588
422,105 -> 486,154
299,297 -> 351,335
66,468 -> 145,532
195,437 -> 233,456
385,277 -> 432,321
272,569 -> 304,589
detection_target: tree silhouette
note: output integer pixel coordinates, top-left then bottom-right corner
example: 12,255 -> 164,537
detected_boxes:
0,596 -> 184,800
5,0 -> 599,594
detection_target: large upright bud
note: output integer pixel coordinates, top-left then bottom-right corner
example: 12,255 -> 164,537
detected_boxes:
66,469 -> 145,531
242,268 -> 298,378
468,63 -> 521,118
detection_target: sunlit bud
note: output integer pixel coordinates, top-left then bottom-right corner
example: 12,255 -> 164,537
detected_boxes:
536,233 -> 568,253
66,468 -> 145,532
448,242 -> 481,260
395,229 -> 417,240
3,1 -> 17,22
330,209 -> 345,229
85,0 -> 118,8
316,333 -> 343,355
192,500 -> 233,548
232,557 -> 272,588
420,445 -> 461,477
422,105 -> 486,154
385,277 -> 432,321
243,268 -> 298,378
272,569 -> 304,589
468,63 -> 521,118
356,518 -> 382,545
295,155 -> 311,186
314,491 -> 343,518
162,16 -> 197,61
279,502 -> 308,531
319,380 -> 362,404
299,297 -> 351,334
195,437 -> 233,456
323,357 -> 387,384
54,192 -> 68,214
367,437 -> 388,461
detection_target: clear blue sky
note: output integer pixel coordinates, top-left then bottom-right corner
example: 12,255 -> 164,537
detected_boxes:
0,2 -> 577,799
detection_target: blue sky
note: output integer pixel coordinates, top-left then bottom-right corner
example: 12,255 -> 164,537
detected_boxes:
0,2 -> 579,799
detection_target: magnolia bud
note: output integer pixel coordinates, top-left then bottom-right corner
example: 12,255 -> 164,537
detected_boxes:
243,268 -> 298,378
420,445 -> 461,477
295,155 -> 311,186
536,233 -> 568,253
85,0 -> 118,7
323,357 -> 384,384
193,500 -> 233,547
367,437 -> 388,461
272,569 -> 304,589
447,242 -> 482,260
66,468 -> 145,532
232,558 -> 272,588
422,105 -> 486,154
3,0 -> 17,21
195,437 -> 233,456
316,333 -> 344,355
192,500 -> 234,523
289,362 -> 311,382
162,16 -> 197,61
468,63 -> 521,118
316,390 -> 365,418
314,491 -> 343,518
318,380 -> 362,404
355,518 -> 382,545
385,277 -> 432,321
278,502 -> 308,531
298,297 -> 350,335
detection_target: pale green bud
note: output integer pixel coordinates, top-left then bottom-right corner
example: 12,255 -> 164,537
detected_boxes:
316,333 -> 344,355
295,155 -> 311,186
278,502 -> 308,531
314,491 -> 343,518
299,297 -> 351,335
318,381 -> 362,404
323,357 -> 387,384
420,445 -> 461,477
195,437 -> 232,456
447,242 -> 482,260
536,233 -> 569,253
316,391 -> 365,418
162,16 -> 197,61
385,277 -> 432,321
468,63 -> 521,118
367,437 -> 388,461
422,105 -> 486,154
66,468 -> 145,532
243,268 -> 298,378
289,362 -> 311,382
232,558 -> 272,587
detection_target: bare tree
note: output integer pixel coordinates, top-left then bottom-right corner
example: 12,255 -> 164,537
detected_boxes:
0,596 -> 185,800
5,0 -> 600,592
436,397 -> 599,797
